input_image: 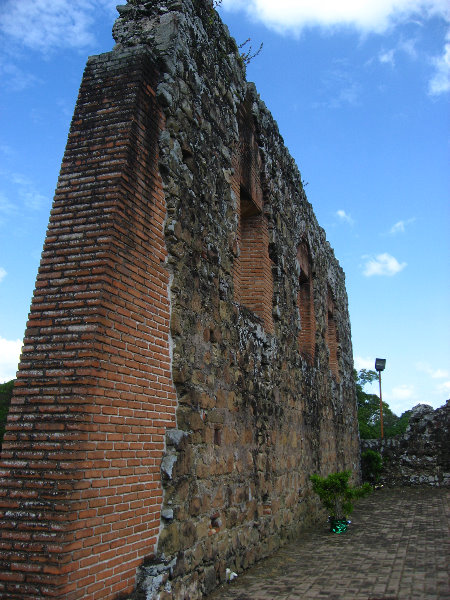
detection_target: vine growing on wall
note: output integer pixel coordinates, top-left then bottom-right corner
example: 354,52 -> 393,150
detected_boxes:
211,0 -> 263,65
238,38 -> 264,65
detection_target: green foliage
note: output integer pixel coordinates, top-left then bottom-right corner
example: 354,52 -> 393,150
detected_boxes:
356,368 -> 378,387
387,409 -> 412,436
310,470 -> 372,519
355,369 -> 410,438
361,449 -> 383,484
0,379 -> 15,450
237,38 -> 264,66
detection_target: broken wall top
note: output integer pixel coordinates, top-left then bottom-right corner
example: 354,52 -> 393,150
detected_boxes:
112,0 -> 347,285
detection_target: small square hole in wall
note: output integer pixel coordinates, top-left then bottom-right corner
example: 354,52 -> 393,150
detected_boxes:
210,512 -> 222,532
214,427 -> 221,446
181,146 -> 194,170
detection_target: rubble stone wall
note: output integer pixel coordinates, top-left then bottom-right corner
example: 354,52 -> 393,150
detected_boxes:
0,1 -> 360,599
361,402 -> 450,487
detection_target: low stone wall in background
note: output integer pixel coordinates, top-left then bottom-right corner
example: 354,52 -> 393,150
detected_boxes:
361,401 -> 449,486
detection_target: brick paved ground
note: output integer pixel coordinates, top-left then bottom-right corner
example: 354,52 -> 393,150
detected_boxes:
206,487 -> 449,600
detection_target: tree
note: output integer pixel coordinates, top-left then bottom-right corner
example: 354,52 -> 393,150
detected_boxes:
0,379 -> 15,450
354,369 -> 410,439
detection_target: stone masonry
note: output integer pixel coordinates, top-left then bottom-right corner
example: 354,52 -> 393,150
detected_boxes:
0,1 -> 360,599
362,401 -> 450,487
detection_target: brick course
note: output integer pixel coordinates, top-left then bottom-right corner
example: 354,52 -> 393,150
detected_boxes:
0,48 -> 176,599
1,2 -> 360,599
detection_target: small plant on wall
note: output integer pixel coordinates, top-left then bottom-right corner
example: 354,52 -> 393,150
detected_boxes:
0,380 -> 14,451
310,470 -> 372,533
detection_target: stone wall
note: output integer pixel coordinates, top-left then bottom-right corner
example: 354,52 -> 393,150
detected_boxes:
362,401 -> 450,487
0,1 -> 360,599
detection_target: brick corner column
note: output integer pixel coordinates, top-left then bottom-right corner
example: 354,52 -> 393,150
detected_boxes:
0,47 -> 177,600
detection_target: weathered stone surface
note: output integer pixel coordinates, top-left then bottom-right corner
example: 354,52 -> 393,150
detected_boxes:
362,401 -> 450,486
0,1 -> 360,599
113,1 -> 360,598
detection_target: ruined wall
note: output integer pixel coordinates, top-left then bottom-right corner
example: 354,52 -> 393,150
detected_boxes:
362,402 -> 450,487
0,49 -> 177,599
0,1 -> 359,599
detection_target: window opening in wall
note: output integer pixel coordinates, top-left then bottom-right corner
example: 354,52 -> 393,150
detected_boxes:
237,185 -> 265,316
232,100 -> 274,333
240,185 -> 260,219
327,289 -> 340,381
297,241 -> 315,364
214,427 -> 222,446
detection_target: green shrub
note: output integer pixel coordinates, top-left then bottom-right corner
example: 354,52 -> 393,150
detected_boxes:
310,470 -> 372,520
361,449 -> 383,484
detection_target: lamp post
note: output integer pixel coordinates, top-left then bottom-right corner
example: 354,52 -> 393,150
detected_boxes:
375,358 -> 386,439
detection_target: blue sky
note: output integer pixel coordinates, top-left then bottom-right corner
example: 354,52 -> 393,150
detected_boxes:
0,0 -> 449,415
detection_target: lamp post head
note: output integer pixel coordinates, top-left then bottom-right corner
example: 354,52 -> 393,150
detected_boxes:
375,358 -> 386,372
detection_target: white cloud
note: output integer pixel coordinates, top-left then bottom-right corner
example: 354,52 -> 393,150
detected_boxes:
436,380 -> 450,396
1,173 -> 49,214
379,49 -> 396,65
22,191 -> 48,211
0,191 -> 16,221
222,0 -> 450,95
221,0 -> 450,35
429,35 -> 450,95
0,0 -> 93,52
1,0 -> 447,100
0,0 -> 118,54
389,384 -> 415,400
354,355 -> 375,371
388,218 -> 415,234
362,252 -> 407,276
313,65 -> 361,108
433,370 -> 449,379
398,37 -> 418,60
378,37 -> 418,68
416,362 -> 449,379
0,337 -> 22,383
332,82 -> 360,107
390,220 -> 405,233
336,209 -> 355,225
0,58 -> 40,91
0,267 -> 6,283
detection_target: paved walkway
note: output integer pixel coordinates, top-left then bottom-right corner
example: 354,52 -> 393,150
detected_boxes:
207,487 -> 449,600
